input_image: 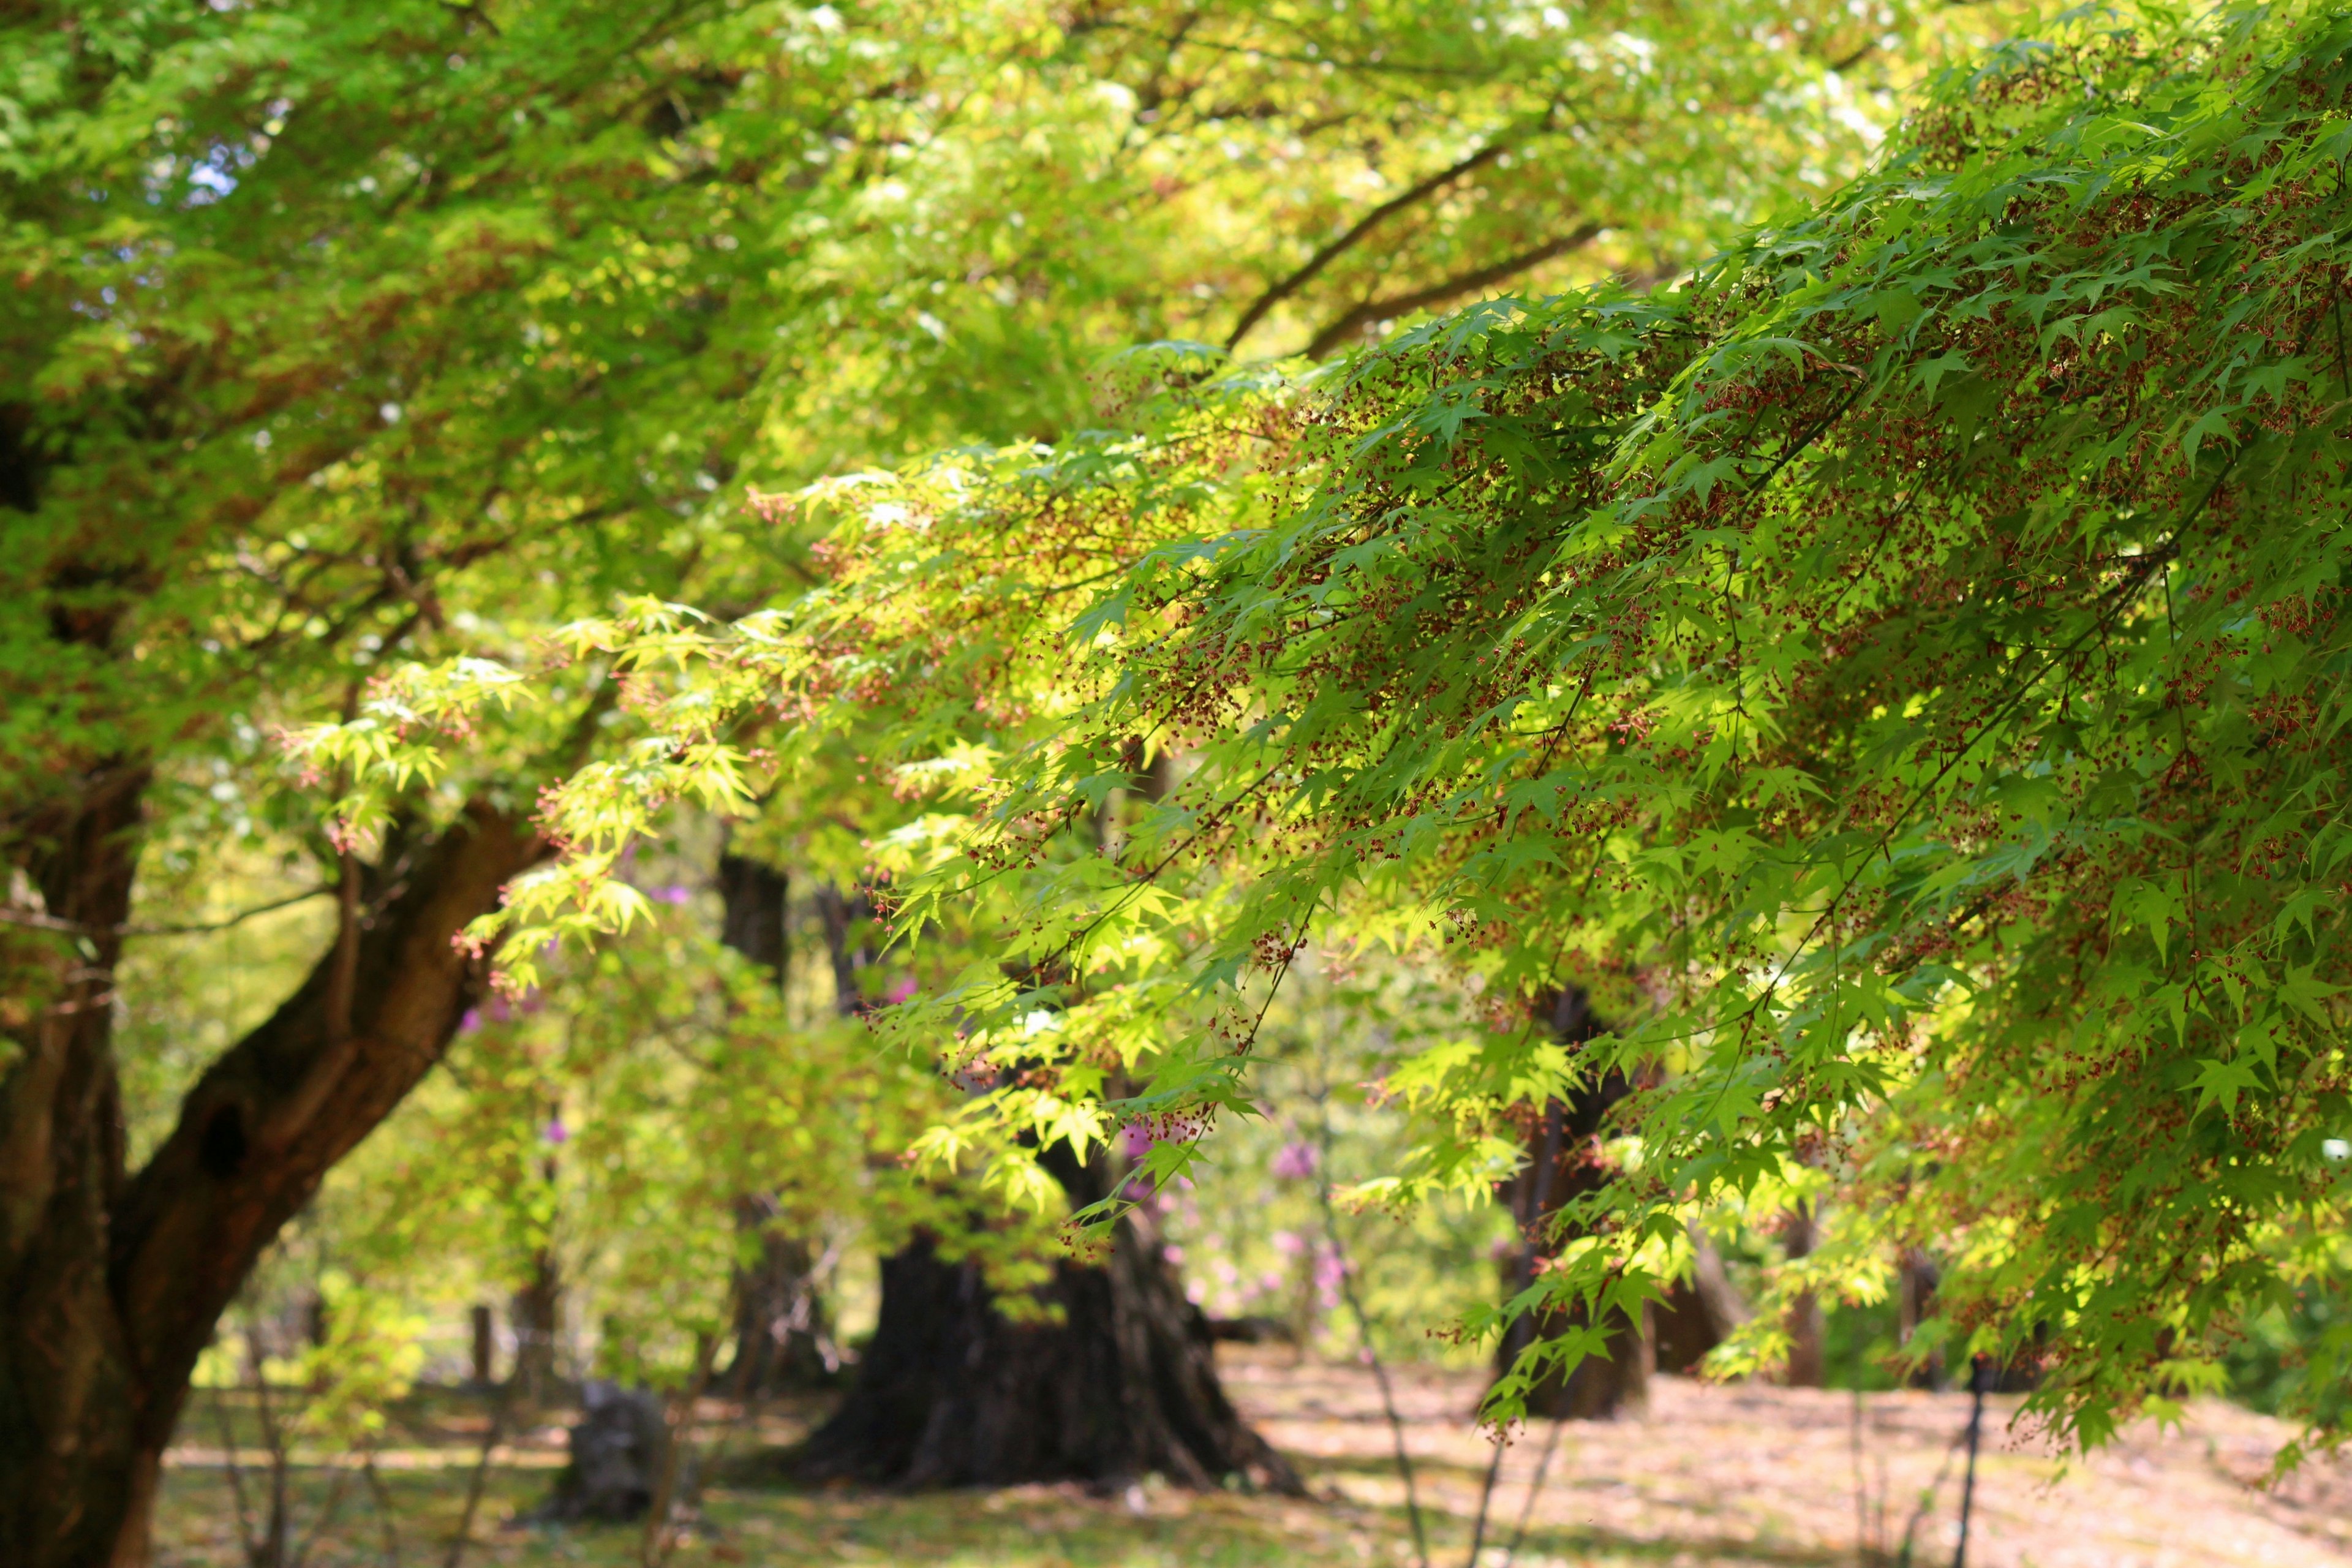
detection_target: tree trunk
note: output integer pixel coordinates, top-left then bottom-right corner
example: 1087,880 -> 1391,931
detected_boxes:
1779,1203 -> 1825,1388
1494,987 -> 1661,1420
800,1155 -> 1298,1493
0,786 -> 543,1568
722,1196 -> 835,1395
1652,1223 -> 1749,1376
713,851 -> 835,1394
511,1242 -> 565,1408
1896,1247 -> 1946,1389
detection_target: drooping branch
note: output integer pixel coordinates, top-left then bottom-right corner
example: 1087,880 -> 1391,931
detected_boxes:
1222,138 -> 1517,352
1302,223 -> 1602,359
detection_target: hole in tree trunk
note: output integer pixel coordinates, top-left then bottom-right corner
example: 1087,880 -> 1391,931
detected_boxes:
198,1104 -> 247,1178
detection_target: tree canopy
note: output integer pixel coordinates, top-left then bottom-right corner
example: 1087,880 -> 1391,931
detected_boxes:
353,0 -> 2352,1457
10,1 -> 1981,1559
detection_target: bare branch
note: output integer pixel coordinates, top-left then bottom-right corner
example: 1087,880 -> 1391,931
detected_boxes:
1223,139 -> 1517,352
1302,222 -> 1603,359
1,884 -> 334,941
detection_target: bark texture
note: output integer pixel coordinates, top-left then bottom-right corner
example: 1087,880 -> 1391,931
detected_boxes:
0,790 -> 542,1568
800,1159 -> 1298,1493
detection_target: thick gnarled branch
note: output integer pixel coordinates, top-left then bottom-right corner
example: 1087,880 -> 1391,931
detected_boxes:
109,801 -> 546,1445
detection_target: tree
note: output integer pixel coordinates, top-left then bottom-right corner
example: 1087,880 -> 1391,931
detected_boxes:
799,1145 -> 1300,1492
0,0 -> 1979,1556
472,0 -> 2352,1461
1494,989 -> 1649,1419
712,850 -> 846,1395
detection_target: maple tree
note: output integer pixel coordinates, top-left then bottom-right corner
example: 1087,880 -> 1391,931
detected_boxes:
407,0 -> 2352,1464
2,0 -> 1932,1558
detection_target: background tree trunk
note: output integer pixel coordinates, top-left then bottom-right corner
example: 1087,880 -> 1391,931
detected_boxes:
714,851 -> 835,1394
0,792 -> 543,1568
799,1152 -> 1298,1493
1897,1248 -> 1946,1389
511,1242 -> 565,1409
797,842 -> 1286,1491
1779,1204 -> 1825,1388
1494,987 -> 1711,1420
1652,1223 -> 1750,1376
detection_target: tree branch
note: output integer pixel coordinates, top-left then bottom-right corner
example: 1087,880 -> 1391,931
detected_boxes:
1223,138 -> 1517,352
107,800 -> 549,1457
1302,223 -> 1604,359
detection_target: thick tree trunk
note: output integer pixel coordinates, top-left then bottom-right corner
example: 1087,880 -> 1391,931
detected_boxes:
798,851 -> 1287,1491
801,1159 -> 1298,1493
0,788 -> 543,1568
1495,987 -> 1664,1420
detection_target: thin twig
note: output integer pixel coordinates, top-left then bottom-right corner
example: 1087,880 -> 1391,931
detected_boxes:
442,1371 -> 520,1568
1951,1358 -> 1991,1568
1313,1088 -> 1429,1568
641,1329 -> 724,1568
1496,1412 -> 1564,1568
288,1463 -> 356,1568
0,884 -> 331,939
1464,1428 -> 1509,1568
212,1380 -> 259,1568
1225,139 -> 1517,351
361,1442 -> 404,1568
1852,1388 -> 1873,1565
1894,1420 -> 1969,1567
246,1327 -> 291,1568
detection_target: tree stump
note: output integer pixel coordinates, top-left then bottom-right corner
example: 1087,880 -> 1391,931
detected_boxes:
535,1381 -> 673,1523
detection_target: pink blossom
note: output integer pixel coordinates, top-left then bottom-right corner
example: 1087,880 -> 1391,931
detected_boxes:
1313,1250 -> 1348,1310
653,884 -> 692,906
886,977 -> 918,1005
1271,1141 -> 1318,1180
543,1118 -> 570,1145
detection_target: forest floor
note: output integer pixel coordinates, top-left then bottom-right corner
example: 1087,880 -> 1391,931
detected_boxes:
156,1347 -> 2352,1567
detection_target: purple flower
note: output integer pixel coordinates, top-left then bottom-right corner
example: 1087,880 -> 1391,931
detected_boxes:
1314,1250 -> 1348,1309
1120,1123 -> 1159,1160
542,1118 -> 570,1145
1271,1142 -> 1318,1180
459,1008 -> 481,1034
653,884 -> 692,906
886,977 -> 918,1005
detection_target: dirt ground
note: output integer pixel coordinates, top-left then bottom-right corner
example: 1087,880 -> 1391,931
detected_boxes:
153,1349 -> 2352,1567
1220,1351 -> 2352,1567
